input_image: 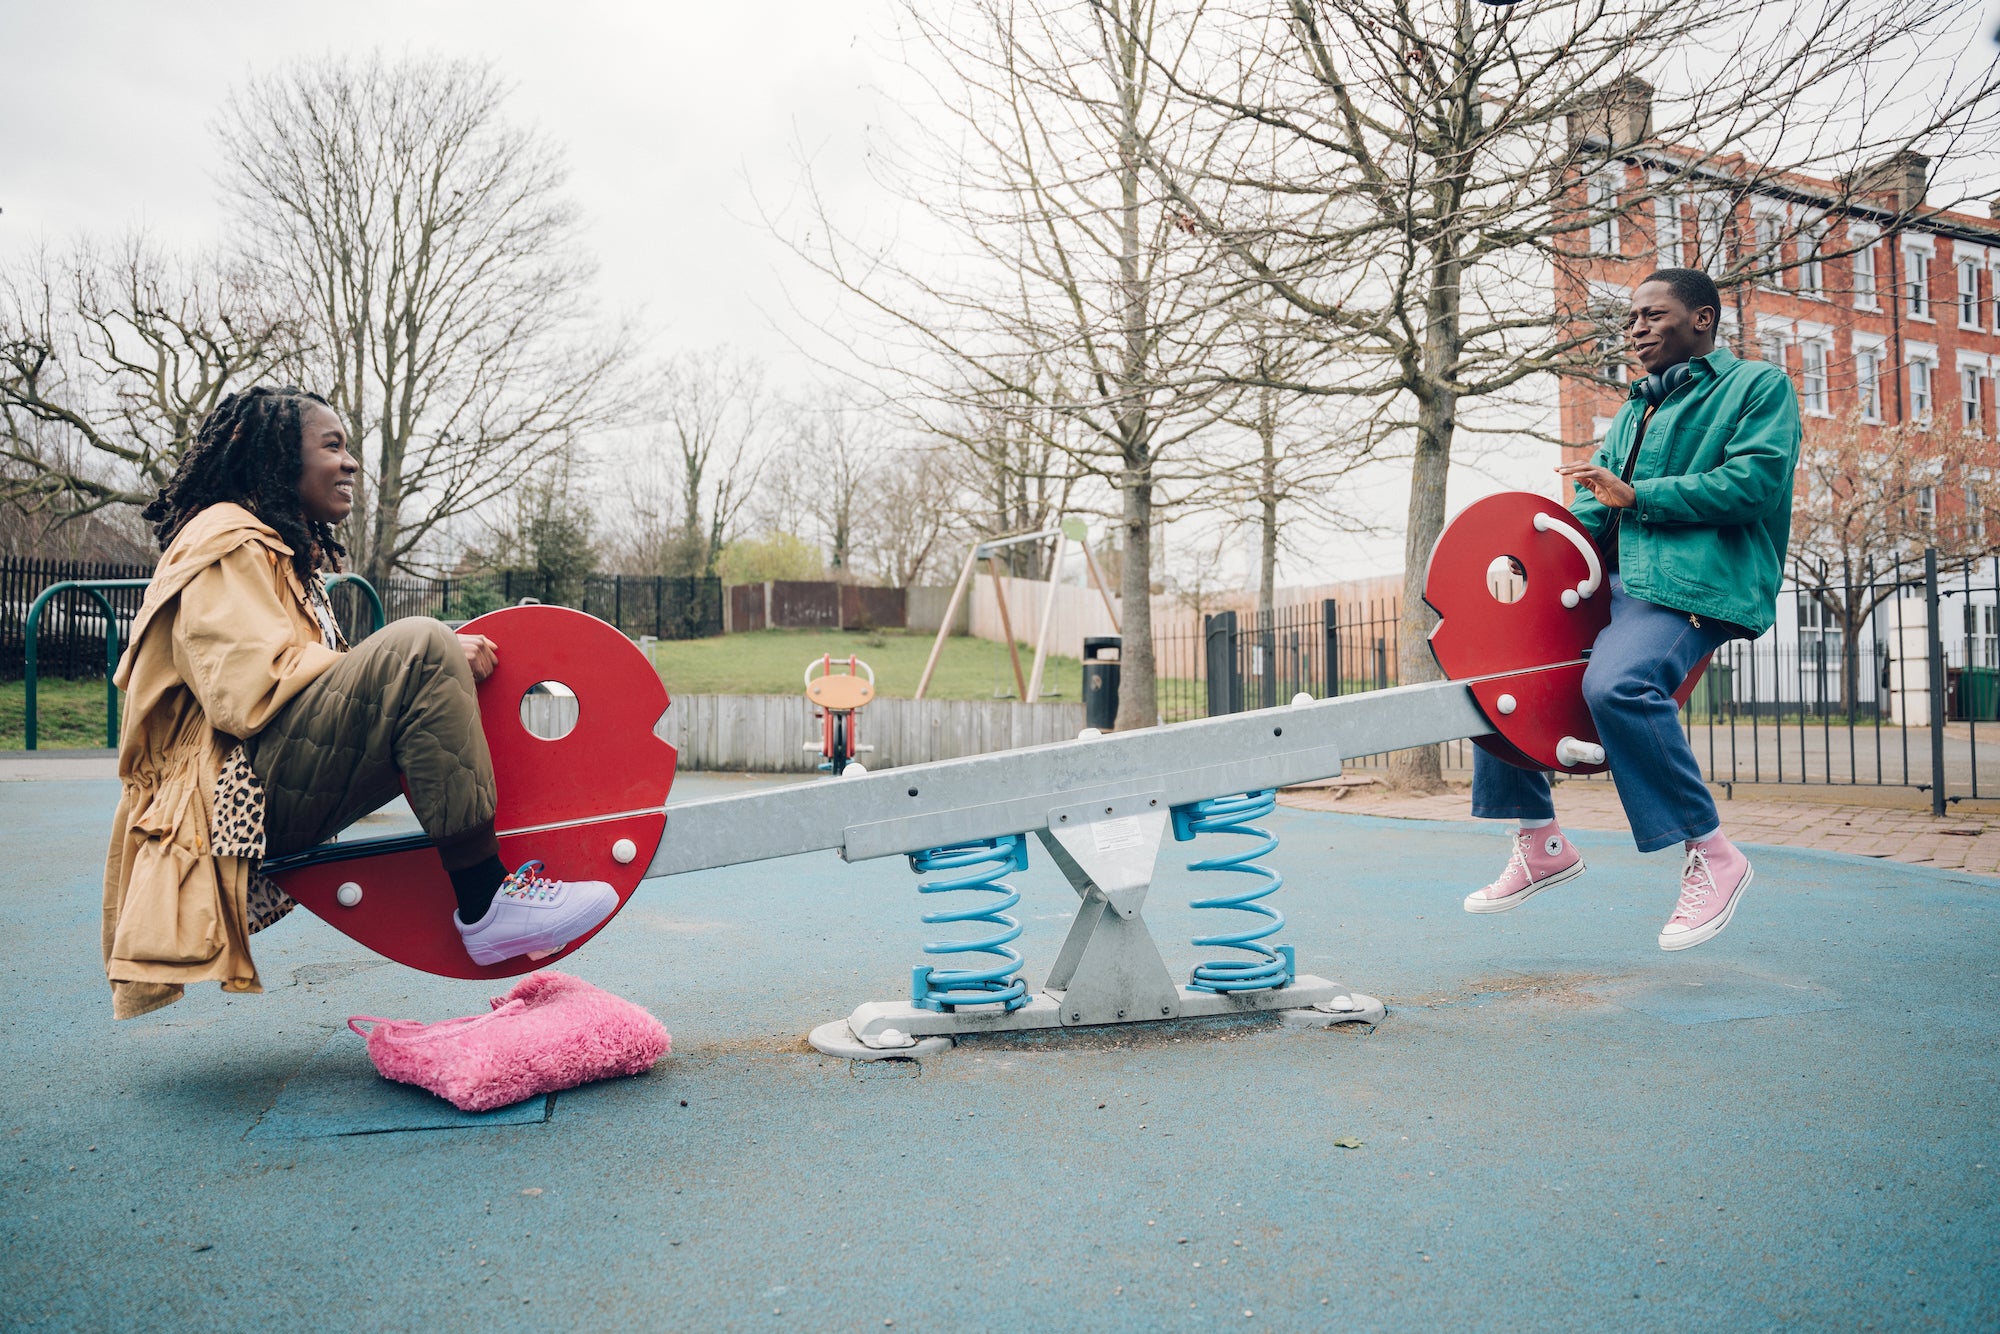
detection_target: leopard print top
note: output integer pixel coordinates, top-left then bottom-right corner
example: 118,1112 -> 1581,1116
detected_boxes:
217,573 -> 345,934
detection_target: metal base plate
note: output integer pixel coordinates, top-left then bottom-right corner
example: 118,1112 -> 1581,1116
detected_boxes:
807,1021 -> 954,1061
814,975 -> 1384,1049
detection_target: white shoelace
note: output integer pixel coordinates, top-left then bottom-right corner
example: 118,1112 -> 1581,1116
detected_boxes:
1485,833 -> 1535,896
1672,847 -> 1715,921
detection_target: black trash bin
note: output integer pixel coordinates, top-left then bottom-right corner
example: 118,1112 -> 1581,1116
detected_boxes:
1082,635 -> 1121,731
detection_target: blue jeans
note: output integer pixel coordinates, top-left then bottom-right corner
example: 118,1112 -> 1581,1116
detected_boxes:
1471,576 -> 1741,854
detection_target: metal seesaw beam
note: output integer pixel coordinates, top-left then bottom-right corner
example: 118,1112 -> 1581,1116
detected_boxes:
646,677 -> 1490,880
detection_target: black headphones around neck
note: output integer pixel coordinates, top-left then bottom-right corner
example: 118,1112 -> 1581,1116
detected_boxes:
1638,361 -> 1692,407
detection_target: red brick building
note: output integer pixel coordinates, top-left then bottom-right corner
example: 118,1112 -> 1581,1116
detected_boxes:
1556,148 -> 2000,485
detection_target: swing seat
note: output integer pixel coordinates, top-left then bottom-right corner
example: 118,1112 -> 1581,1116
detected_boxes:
266,604 -> 677,979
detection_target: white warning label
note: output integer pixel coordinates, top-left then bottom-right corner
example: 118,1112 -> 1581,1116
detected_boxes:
1090,816 -> 1145,853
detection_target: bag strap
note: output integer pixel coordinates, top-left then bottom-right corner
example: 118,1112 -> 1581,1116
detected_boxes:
347,1016 -> 390,1036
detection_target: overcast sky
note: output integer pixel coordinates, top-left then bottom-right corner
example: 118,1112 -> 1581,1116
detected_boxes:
0,0 -> 898,376
5,1 -> 1999,587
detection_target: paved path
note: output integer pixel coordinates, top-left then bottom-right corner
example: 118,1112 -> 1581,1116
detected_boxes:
4,771 -> 1996,1330
1284,776 -> 2000,877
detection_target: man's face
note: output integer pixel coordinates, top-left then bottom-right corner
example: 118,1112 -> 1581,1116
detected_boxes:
1625,280 -> 1716,375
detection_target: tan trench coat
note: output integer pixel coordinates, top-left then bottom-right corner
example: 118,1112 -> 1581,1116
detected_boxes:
100,503 -> 342,1019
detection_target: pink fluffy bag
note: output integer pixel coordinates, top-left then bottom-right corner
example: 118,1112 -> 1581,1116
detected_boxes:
348,971 -> 670,1112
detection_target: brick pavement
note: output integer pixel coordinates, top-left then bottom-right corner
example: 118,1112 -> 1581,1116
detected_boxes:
1280,776 -> 2000,876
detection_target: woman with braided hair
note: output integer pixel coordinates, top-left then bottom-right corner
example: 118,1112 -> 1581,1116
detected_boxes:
100,385 -> 617,1019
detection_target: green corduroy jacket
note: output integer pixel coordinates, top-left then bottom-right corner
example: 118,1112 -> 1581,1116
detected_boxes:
1570,345 -> 1802,636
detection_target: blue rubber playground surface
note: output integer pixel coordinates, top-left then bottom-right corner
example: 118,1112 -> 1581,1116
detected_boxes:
4,769 -> 1996,1331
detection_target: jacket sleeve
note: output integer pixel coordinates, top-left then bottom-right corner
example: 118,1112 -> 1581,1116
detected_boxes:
172,544 -> 342,740
1629,371 -> 1802,529
1567,433 -> 1617,542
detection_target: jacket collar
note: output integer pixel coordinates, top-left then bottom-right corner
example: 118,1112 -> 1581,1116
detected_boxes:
1626,344 -> 1736,402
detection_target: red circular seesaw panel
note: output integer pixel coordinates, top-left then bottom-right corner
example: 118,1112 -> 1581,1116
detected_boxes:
271,604 -> 677,979
1424,491 -> 1706,775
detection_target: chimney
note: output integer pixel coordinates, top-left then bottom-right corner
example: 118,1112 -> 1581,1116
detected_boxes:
1848,151 -> 1930,211
1568,75 -> 1654,152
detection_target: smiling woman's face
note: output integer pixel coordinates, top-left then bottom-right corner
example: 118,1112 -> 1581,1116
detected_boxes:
296,402 -> 358,526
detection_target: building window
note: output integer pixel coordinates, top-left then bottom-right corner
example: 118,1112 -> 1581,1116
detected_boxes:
1967,366 -> 1988,432
1801,340 -> 1829,414
1907,248 -> 1932,319
1854,240 -> 1878,309
1754,212 -> 1786,288
1587,169 -> 1620,255
1696,198 -> 1729,275
1962,259 -> 1984,328
1798,229 -> 1825,298
1967,483 -> 1988,545
1965,603 -> 1998,667
1916,483 -> 1937,531
1758,330 -> 1787,366
1654,192 -> 1682,267
1798,595 -> 1844,692
1912,358 -> 1935,420
1856,349 -> 1883,421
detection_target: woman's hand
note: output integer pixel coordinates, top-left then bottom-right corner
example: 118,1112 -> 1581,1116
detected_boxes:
1556,462 -> 1636,510
458,633 -> 498,683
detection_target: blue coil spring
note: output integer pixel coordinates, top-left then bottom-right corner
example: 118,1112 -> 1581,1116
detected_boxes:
908,834 -> 1030,1012
1171,790 -> 1295,994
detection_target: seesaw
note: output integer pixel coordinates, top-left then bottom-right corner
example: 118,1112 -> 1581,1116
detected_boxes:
267,492 -> 1706,1056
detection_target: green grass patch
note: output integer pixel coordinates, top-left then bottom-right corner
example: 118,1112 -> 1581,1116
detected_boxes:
645,628 -> 1089,702
0,678 -> 117,750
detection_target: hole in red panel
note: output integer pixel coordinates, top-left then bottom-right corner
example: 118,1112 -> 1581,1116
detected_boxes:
520,681 -> 579,740
1485,554 -> 1528,604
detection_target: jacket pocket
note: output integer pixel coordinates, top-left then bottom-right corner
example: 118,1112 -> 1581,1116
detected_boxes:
112,838 -> 225,965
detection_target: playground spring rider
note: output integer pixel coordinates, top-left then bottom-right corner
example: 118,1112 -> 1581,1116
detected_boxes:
805,654 -> 875,775
265,492 -> 1712,1048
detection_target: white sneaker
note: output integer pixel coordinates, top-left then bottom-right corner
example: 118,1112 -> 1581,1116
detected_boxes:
456,860 -> 620,966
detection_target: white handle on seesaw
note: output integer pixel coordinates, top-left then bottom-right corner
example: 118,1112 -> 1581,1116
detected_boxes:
1533,512 -> 1602,608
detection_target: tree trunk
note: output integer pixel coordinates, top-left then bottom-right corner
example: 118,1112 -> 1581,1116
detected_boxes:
1388,386 -> 1454,790
1116,464 -> 1156,728
1258,383 -> 1277,623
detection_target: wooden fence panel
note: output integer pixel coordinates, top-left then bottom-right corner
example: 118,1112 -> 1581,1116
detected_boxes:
654,694 -> 1084,772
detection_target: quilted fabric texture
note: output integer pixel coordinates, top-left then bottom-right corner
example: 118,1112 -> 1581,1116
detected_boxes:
251,617 -> 498,857
349,971 -> 670,1112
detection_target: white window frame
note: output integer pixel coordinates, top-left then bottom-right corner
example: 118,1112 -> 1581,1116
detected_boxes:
1587,167 -> 1622,256
1797,223 -> 1827,299
1958,245 -> 1987,330
1752,203 -> 1788,290
1970,466 -> 1993,545
1961,351 -> 1994,437
1905,236 -> 1935,322
1853,330 -> 1889,422
1586,280 -> 1631,383
1650,174 -> 1683,267
1696,195 -> 1731,276
1851,223 -> 1880,310
1801,337 -> 1832,416
1908,340 -> 1939,423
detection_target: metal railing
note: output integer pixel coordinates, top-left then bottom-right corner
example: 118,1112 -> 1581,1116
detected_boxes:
1156,552 -> 2000,807
22,574 -> 383,750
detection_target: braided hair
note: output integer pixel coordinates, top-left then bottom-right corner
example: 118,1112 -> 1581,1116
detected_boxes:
142,385 -> 348,582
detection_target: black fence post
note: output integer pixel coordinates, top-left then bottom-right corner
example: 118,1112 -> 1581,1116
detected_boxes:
1257,609 -> 1278,710
1926,547 -> 1947,816
1204,611 -> 1241,717
1323,599 -> 1339,698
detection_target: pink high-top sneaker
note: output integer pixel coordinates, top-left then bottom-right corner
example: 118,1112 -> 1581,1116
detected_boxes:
1658,832 -> 1752,951
1463,825 -> 1586,913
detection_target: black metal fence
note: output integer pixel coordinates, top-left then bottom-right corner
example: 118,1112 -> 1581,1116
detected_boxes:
1156,550 -> 2000,807
4,557 -> 724,681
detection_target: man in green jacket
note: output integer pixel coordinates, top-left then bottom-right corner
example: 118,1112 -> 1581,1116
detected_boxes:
1463,267 -> 1802,951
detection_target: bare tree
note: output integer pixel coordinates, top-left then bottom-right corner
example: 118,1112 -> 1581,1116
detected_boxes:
0,236 -> 301,525
646,348 -> 772,578
783,0 -> 1254,726
1791,414 -> 1996,712
218,53 -> 635,582
864,444 -> 959,586
1119,0 -> 2000,784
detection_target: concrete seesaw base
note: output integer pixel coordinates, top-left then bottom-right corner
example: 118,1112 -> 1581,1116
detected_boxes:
4,770 -> 1995,1330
